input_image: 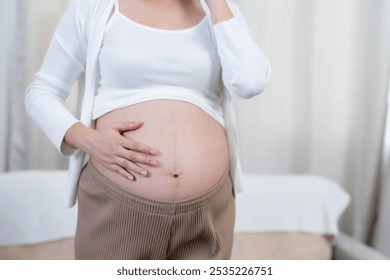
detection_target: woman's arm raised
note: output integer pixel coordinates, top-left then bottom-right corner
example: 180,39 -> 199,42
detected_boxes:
204,0 -> 234,24
203,0 -> 272,98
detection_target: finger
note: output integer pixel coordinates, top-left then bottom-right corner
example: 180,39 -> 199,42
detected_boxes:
118,148 -> 158,167
122,138 -> 158,156
110,164 -> 135,181
116,157 -> 149,177
112,121 -> 143,134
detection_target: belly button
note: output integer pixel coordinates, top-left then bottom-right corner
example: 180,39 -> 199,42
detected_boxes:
173,174 -> 179,179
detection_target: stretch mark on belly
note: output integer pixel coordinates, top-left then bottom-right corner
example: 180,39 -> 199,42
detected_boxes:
172,116 -> 180,195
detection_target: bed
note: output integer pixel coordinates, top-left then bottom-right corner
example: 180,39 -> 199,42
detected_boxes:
1,169 -> 383,260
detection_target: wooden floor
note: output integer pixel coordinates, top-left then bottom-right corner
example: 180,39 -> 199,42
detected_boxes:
0,233 -> 332,260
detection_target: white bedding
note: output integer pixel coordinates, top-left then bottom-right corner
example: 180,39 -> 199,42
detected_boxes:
235,174 -> 350,236
0,170 -> 76,246
0,171 -> 350,246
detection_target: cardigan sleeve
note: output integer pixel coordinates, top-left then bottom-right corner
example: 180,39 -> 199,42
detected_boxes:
25,0 -> 87,156
212,1 -> 272,99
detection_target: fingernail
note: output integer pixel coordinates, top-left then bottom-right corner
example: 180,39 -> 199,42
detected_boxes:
141,170 -> 147,176
128,176 -> 134,181
150,149 -> 157,155
150,160 -> 157,166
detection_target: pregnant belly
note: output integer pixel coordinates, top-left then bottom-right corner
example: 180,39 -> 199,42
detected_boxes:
91,100 -> 230,201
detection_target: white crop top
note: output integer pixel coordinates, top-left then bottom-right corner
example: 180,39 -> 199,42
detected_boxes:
94,0 -> 225,126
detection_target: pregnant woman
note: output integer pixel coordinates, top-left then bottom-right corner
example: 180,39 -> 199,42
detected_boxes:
25,0 -> 271,259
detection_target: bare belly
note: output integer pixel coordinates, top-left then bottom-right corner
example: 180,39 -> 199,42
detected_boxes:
90,100 -> 230,201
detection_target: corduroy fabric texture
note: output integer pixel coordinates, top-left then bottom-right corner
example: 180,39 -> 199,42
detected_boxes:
74,162 -> 235,260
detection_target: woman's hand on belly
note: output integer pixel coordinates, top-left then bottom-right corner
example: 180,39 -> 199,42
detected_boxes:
90,100 -> 230,201
64,121 -> 158,181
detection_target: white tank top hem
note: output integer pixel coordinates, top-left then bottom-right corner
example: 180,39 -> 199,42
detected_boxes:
93,85 -> 225,127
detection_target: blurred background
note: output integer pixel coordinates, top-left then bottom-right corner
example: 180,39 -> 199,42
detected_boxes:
1,0 -> 390,259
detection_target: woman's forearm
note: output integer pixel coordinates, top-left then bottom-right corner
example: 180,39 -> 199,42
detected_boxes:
64,122 -> 96,153
205,0 -> 272,98
204,0 -> 234,24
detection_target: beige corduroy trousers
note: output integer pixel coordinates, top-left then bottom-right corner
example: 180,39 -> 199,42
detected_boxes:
74,162 -> 235,260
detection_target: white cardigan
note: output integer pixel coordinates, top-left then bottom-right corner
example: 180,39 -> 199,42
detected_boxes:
25,0 -> 272,208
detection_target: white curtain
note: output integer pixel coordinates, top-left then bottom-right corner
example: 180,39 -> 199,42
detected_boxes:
0,0 -> 74,171
372,85 -> 390,256
2,0 -> 390,256
235,0 -> 390,255
0,0 -> 17,171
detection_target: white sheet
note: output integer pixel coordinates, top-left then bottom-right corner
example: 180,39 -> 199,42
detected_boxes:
0,171 -> 350,246
0,170 -> 76,246
235,174 -> 351,236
